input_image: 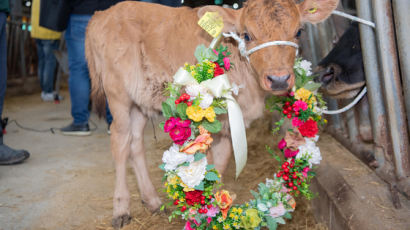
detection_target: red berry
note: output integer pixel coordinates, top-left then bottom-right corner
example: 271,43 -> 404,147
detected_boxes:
173,200 -> 179,205
283,110 -> 289,115
186,101 -> 193,106
200,200 -> 206,205
175,99 -> 181,104
208,195 -> 212,199
181,93 -> 190,101
284,162 -> 289,166
277,173 -> 282,178
181,206 -> 187,212
293,186 -> 298,190
203,209 -> 208,213
288,182 -> 294,187
283,175 -> 289,181
292,174 -> 298,179
282,164 -> 287,169
201,196 -> 206,200
207,204 -> 212,209
290,163 -> 294,168
285,102 -> 290,106
284,168 -> 289,173
287,114 -> 292,118
295,111 -> 300,116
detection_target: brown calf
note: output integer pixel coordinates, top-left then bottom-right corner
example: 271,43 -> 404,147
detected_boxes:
85,0 -> 338,228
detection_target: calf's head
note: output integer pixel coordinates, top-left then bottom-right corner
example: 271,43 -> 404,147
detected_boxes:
314,23 -> 366,99
199,0 -> 338,95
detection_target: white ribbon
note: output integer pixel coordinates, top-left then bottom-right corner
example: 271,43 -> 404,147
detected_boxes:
173,68 -> 247,178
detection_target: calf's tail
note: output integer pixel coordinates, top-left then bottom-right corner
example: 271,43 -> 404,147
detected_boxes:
85,18 -> 106,118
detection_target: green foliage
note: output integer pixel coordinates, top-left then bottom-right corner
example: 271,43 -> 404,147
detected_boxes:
194,44 -> 218,63
162,102 -> 173,118
205,172 -> 220,181
176,103 -> 188,120
213,106 -> 227,115
202,119 -> 222,133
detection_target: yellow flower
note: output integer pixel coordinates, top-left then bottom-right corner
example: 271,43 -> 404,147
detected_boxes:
324,119 -> 328,124
295,88 -> 316,105
237,208 -> 243,214
179,198 -> 185,202
204,107 -> 216,122
208,69 -> 213,74
232,207 -> 237,213
167,174 -> 179,185
223,224 -> 231,230
241,209 -> 261,229
213,226 -> 218,230
186,105 -> 205,122
229,213 -> 235,218
234,215 -> 239,221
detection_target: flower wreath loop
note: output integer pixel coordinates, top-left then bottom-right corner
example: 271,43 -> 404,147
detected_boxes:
159,44 -> 327,230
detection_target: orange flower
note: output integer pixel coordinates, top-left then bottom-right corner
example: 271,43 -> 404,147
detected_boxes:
288,197 -> 296,210
181,126 -> 213,155
215,190 -> 235,220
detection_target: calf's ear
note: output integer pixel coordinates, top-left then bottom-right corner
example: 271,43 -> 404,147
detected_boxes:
197,6 -> 242,33
297,0 -> 339,24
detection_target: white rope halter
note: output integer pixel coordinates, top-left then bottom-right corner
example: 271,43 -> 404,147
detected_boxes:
222,32 -> 299,61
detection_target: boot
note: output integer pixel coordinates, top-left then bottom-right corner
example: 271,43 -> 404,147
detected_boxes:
0,119 -> 30,165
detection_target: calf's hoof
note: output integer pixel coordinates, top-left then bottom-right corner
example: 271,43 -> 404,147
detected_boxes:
112,214 -> 131,230
141,198 -> 162,213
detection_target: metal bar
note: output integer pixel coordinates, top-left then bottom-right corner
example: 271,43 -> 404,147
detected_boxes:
372,0 -> 410,179
356,0 -> 391,175
345,103 -> 359,142
392,0 -> 410,134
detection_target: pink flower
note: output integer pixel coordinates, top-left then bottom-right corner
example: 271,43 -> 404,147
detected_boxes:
284,148 -> 299,158
291,117 -> 305,127
223,57 -> 230,71
206,205 -> 220,217
176,118 -> 191,128
293,100 -> 308,111
207,217 -> 212,224
289,91 -> 295,97
193,219 -> 200,226
164,117 -> 178,132
185,221 -> 194,230
213,49 -> 219,55
222,51 -> 226,56
302,167 -> 310,178
169,126 -> 191,145
269,203 -> 286,218
278,138 -> 287,150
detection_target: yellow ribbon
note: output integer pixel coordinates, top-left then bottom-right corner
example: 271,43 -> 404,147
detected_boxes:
173,68 -> 248,178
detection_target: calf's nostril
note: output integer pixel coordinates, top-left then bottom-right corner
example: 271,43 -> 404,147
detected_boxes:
267,75 -> 290,91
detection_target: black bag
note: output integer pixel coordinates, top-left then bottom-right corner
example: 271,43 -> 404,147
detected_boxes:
39,0 -> 71,32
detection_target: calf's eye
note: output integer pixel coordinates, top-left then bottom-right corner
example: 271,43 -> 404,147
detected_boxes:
244,33 -> 251,42
295,29 -> 302,38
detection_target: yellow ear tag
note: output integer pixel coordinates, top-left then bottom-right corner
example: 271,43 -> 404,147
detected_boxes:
308,7 -> 318,14
198,12 -> 224,38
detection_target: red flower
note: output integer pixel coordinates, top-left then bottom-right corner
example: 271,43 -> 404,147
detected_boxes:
169,126 -> 191,145
213,62 -> 224,77
298,119 -> 318,137
284,148 -> 299,158
185,190 -> 203,206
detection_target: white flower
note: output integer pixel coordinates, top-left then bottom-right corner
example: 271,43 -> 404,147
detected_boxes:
185,84 -> 214,109
296,136 -> 322,167
162,144 -> 194,171
257,203 -> 268,212
300,60 -> 312,76
176,157 -> 207,188
199,93 -> 213,109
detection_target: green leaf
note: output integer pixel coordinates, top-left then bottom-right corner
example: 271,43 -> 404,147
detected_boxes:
194,44 -> 218,62
202,119 -> 222,133
266,216 -> 278,230
162,102 -> 173,118
304,82 -> 322,92
194,181 -> 205,191
159,121 -> 165,131
194,153 -> 206,161
205,172 -> 219,181
213,106 -> 227,115
276,217 -> 286,225
159,163 -> 166,171
180,162 -> 190,167
206,164 -> 215,170
176,103 -> 188,120
160,205 -> 165,211
283,212 -> 292,219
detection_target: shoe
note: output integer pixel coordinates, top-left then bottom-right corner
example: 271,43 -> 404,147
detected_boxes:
0,134 -> 30,165
53,92 -> 64,101
61,122 -> 91,136
107,123 -> 111,135
41,91 -> 54,102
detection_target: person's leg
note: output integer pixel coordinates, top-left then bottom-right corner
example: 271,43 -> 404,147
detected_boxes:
35,39 -> 45,92
41,39 -> 59,94
62,14 -> 92,135
0,12 -> 29,164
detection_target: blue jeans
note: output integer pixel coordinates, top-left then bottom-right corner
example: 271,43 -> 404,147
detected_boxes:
65,14 -> 112,125
36,39 -> 59,93
0,12 -> 7,118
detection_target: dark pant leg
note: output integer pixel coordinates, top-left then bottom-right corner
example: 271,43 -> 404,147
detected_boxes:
0,12 -> 7,118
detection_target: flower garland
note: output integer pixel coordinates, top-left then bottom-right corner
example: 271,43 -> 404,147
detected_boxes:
159,44 -> 326,229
